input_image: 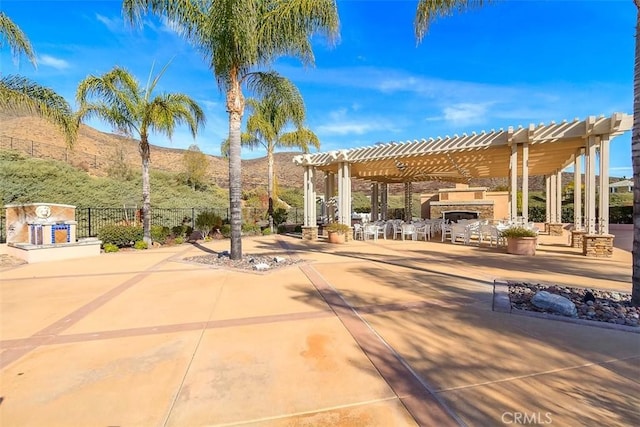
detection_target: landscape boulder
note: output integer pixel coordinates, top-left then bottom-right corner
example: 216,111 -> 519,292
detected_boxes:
531,291 -> 577,317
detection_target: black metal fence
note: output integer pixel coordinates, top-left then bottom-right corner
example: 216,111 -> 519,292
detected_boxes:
0,206 -> 304,243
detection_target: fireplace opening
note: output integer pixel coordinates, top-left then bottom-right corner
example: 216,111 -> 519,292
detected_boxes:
443,210 -> 480,222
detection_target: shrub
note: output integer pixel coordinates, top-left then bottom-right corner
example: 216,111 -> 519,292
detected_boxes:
220,224 -> 231,238
500,227 -> 538,238
294,225 -> 302,233
325,222 -> 351,234
98,224 -> 143,247
277,224 -> 287,234
272,207 -> 288,226
195,211 -> 222,238
242,223 -> 260,235
151,224 -> 171,244
103,243 -> 119,253
174,236 -> 185,245
134,240 -> 148,250
262,228 -> 272,236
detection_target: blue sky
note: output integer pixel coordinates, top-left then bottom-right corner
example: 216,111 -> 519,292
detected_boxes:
2,0 -> 635,177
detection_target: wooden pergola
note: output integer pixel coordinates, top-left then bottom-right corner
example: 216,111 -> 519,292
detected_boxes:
294,113 -> 632,238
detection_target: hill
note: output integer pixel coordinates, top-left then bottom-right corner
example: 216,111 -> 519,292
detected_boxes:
0,113 -> 568,194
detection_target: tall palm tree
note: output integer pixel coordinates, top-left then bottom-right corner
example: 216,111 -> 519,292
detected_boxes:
222,76 -> 320,231
0,13 -> 76,145
122,0 -> 339,260
76,65 -> 205,244
415,0 -> 490,42
632,0 -> 639,306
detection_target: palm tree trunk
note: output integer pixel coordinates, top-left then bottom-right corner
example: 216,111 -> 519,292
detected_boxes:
140,137 -> 152,246
267,149 -> 274,232
632,1 -> 640,306
227,75 -> 244,260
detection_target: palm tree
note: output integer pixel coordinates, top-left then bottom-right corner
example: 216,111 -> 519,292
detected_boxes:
122,0 -> 339,260
0,13 -> 76,145
632,0 -> 639,306
76,65 -> 205,244
415,0 -> 491,42
222,76 -> 319,231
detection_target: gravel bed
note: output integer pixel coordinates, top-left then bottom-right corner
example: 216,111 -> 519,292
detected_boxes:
509,282 -> 639,327
183,252 -> 304,272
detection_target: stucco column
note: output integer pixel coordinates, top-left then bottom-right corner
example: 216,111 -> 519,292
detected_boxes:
380,183 -> 388,220
585,135 -> 597,234
598,135 -> 610,234
337,162 -> 352,225
303,166 -> 316,227
509,143 -> 518,221
325,172 -> 335,222
371,182 -> 379,221
549,173 -> 557,224
573,151 -> 583,230
545,175 -> 551,224
404,182 -> 413,221
555,169 -> 562,224
522,142 -> 529,223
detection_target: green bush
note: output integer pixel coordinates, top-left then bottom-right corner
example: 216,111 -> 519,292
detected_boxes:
294,225 -> 302,233
98,224 -> 143,247
272,208 -> 288,226
134,240 -> 148,250
261,228 -> 272,235
195,211 -> 222,238
277,224 -> 287,234
501,227 -> 538,238
174,236 -> 185,245
151,224 -> 171,244
220,224 -> 231,238
242,223 -> 261,235
103,243 -> 119,253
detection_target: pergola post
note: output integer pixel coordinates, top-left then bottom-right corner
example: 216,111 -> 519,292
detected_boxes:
555,169 -> 563,223
337,162 -> 352,225
509,140 -> 518,221
585,135 -> 597,234
598,135 -> 610,234
573,151 -> 583,230
381,183 -> 388,220
522,141 -> 529,223
301,166 -> 318,240
371,182 -> 379,221
549,173 -> 557,224
404,182 -> 412,221
545,175 -> 551,225
325,172 -> 335,222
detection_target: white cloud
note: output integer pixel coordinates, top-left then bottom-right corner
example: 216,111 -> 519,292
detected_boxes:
96,14 -> 122,33
39,55 -> 70,70
442,102 -> 492,126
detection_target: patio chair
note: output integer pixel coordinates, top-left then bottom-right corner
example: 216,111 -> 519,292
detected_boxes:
450,224 -> 468,244
401,223 -> 417,241
363,224 -> 378,241
392,221 -> 404,240
441,221 -> 452,242
415,222 -> 431,241
353,223 -> 364,240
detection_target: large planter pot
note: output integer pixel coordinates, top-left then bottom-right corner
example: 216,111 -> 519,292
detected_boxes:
327,230 -> 346,244
506,237 -> 537,255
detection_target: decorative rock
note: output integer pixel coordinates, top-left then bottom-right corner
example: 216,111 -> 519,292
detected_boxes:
273,256 -> 286,263
531,291 -> 577,317
583,291 -> 595,304
253,263 -> 270,271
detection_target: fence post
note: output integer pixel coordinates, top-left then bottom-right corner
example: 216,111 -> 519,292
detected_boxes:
191,208 -> 195,229
88,208 -> 92,237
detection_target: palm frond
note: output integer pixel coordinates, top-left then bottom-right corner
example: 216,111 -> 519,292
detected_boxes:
0,75 -> 77,146
0,12 -> 36,67
415,0 -> 489,42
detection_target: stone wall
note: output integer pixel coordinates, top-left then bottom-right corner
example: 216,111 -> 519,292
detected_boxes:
430,204 -> 494,220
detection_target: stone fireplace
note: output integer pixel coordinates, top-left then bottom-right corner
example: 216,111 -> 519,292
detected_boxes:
421,184 -> 509,221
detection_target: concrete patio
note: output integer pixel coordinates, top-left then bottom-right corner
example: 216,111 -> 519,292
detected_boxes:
0,232 -> 638,426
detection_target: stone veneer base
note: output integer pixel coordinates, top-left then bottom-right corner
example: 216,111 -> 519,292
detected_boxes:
570,230 -> 587,248
301,226 -> 318,241
547,223 -> 564,236
582,234 -> 614,258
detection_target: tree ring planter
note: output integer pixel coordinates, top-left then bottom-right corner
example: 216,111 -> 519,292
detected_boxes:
327,230 -> 346,244
506,237 -> 537,256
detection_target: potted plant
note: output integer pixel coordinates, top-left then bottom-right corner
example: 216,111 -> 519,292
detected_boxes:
325,222 -> 351,244
501,226 -> 538,255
